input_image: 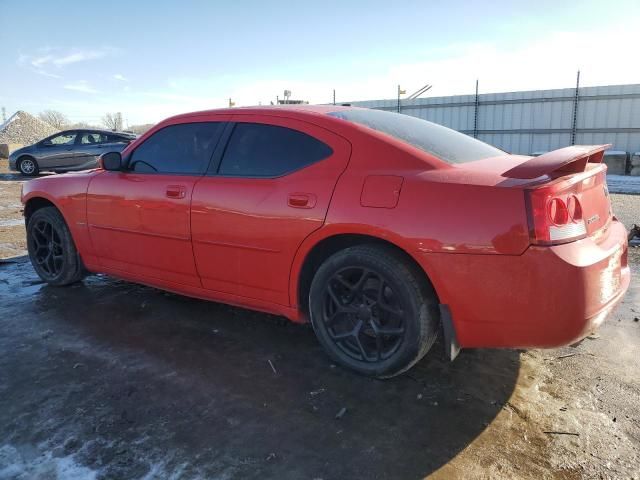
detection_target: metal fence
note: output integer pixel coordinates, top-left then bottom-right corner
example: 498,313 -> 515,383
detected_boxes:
345,83 -> 640,155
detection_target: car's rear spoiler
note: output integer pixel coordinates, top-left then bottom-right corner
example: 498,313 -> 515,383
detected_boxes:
503,145 -> 611,179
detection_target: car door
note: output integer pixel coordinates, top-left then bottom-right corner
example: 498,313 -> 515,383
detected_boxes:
75,131 -> 108,167
191,115 -> 351,306
38,131 -> 78,169
86,120 -> 227,286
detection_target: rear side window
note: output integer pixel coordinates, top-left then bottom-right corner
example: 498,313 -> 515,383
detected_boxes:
218,123 -> 332,177
129,122 -> 224,174
80,132 -> 108,144
107,134 -> 131,143
328,109 -> 503,164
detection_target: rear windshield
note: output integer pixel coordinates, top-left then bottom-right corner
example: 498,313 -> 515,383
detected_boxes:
328,109 -> 503,164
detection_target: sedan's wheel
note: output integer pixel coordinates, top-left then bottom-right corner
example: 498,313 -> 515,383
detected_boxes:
18,157 -> 39,176
309,245 -> 439,378
27,207 -> 86,286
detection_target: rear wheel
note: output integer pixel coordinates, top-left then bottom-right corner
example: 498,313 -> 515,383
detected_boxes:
309,245 -> 439,378
18,156 -> 39,176
27,207 -> 85,286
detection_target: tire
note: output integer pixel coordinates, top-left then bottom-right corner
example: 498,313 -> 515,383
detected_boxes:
18,156 -> 39,176
26,207 -> 86,286
309,244 -> 439,378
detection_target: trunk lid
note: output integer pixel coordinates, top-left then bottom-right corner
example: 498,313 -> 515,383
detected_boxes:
495,145 -> 613,244
502,145 -> 610,180
514,145 -> 613,244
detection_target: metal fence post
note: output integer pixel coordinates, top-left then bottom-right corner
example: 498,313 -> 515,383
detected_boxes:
571,70 -> 580,145
473,79 -> 479,138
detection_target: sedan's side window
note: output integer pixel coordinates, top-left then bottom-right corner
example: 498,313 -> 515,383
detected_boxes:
129,122 -> 224,174
80,132 -> 107,144
48,132 -> 77,145
218,123 -> 333,177
107,134 -> 131,144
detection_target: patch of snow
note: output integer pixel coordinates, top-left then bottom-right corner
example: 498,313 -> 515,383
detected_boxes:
0,444 -> 98,480
607,174 -> 640,194
0,219 -> 23,227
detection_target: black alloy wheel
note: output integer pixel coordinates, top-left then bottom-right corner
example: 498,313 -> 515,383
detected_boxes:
322,266 -> 406,362
27,207 -> 86,286
29,218 -> 64,279
309,244 -> 439,378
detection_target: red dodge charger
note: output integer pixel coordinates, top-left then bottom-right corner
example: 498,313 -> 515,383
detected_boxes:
21,106 -> 630,377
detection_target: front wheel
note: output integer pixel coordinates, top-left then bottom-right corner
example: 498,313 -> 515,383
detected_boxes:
309,245 -> 439,378
27,207 -> 86,286
18,156 -> 39,176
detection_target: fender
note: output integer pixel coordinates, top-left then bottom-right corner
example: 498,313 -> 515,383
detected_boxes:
287,222 -> 446,313
21,174 -> 100,267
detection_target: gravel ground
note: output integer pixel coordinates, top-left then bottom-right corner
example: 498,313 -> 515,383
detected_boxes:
0,160 -> 638,479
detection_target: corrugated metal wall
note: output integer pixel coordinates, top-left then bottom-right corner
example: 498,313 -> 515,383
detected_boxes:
346,84 -> 640,155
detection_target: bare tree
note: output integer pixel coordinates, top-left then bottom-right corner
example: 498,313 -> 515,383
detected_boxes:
69,121 -> 97,129
128,123 -> 154,135
39,110 -> 69,130
102,112 -> 123,131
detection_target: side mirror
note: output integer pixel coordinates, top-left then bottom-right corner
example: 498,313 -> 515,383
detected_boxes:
41,140 -> 53,146
100,151 -> 123,171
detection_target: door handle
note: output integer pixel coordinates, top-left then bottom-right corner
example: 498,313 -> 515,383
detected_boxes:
166,185 -> 186,199
287,193 -> 316,209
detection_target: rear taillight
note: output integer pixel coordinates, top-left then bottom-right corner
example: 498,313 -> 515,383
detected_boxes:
525,184 -> 587,245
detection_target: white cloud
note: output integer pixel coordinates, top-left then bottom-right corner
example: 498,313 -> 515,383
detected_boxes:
52,51 -> 106,66
113,74 -> 128,82
30,55 -> 54,68
17,47 -> 116,73
63,80 -> 98,94
34,69 -> 62,79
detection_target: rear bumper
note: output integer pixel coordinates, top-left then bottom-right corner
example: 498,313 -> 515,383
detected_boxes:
420,219 -> 630,348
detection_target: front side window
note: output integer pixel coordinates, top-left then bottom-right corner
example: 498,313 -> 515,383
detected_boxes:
329,109 -> 504,164
48,132 -> 76,145
129,122 -> 224,174
218,123 -> 333,177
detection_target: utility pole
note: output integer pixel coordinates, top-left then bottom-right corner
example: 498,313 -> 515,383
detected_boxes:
571,70 -> 580,145
333,89 -> 336,106
1,107 -> 5,123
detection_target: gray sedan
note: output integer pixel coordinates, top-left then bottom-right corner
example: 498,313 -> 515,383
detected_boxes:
9,129 -> 136,175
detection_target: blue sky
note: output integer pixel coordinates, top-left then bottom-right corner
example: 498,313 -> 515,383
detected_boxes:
1,0 -> 638,125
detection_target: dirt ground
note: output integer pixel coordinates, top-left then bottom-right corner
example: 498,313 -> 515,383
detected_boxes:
0,158 -> 638,479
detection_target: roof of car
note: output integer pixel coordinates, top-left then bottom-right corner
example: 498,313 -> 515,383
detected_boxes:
166,104 -> 355,122
58,128 -> 134,136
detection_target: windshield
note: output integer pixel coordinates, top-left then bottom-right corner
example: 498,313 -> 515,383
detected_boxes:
329,109 -> 504,164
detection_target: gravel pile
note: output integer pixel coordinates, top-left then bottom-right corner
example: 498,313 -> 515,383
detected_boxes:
0,110 -> 59,145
